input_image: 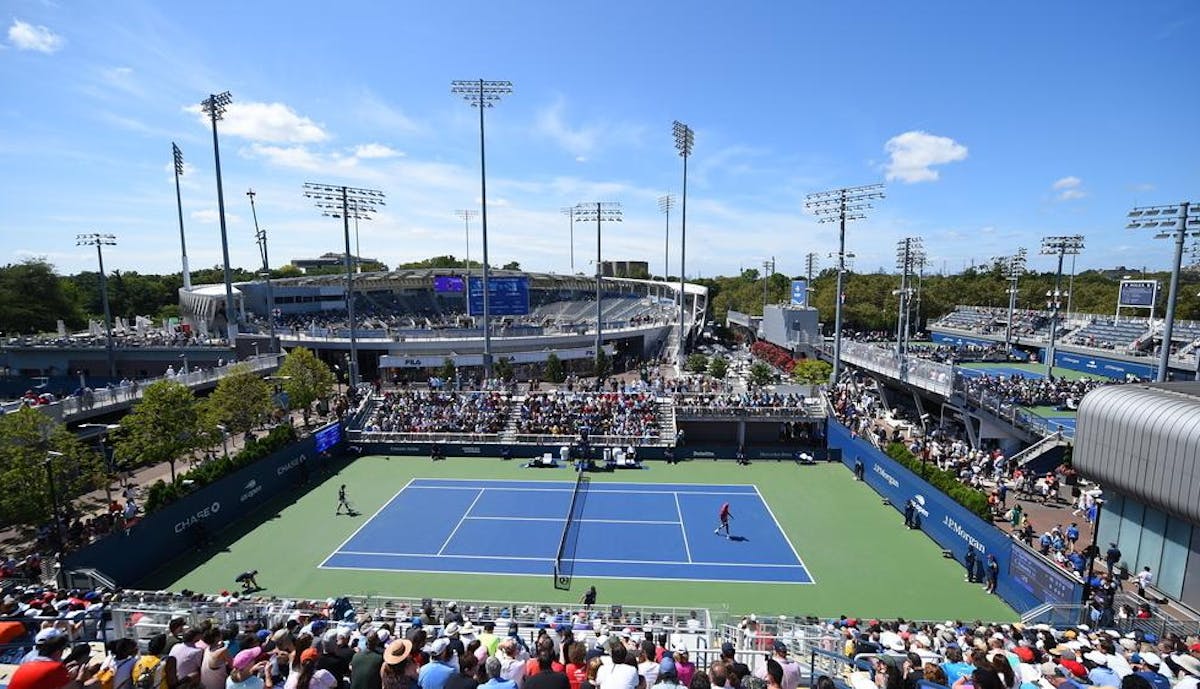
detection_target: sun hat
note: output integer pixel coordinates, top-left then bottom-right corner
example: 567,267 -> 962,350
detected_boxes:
444,623 -> 460,637
1176,655 -> 1200,678
384,639 -> 413,665
233,647 -> 263,671
1083,651 -> 1108,666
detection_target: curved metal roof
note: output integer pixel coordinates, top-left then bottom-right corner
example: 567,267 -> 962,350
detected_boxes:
1074,383 -> 1200,523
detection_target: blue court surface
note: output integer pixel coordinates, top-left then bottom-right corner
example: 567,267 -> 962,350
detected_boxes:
959,365 -> 1044,379
321,478 -> 813,584
1032,416 -> 1076,437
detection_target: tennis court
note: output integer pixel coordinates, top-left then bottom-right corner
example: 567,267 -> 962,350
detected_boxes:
959,364 -> 1044,379
320,477 -> 812,585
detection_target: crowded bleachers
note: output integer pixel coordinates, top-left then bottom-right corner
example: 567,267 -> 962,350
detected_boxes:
1066,318 -> 1150,351
515,391 -> 661,441
960,373 -> 1110,410
364,391 -> 514,435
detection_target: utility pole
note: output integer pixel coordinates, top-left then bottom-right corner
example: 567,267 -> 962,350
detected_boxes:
806,184 -> 886,383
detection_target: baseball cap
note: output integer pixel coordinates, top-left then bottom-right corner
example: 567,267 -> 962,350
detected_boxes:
35,628 -> 66,644
300,648 -> 320,664
233,647 -> 264,671
1131,653 -> 1161,667
721,642 -> 735,656
659,658 -> 677,677
773,640 -> 788,653
429,638 -> 451,656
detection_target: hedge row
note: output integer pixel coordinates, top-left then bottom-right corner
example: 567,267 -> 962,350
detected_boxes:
884,442 -> 993,521
144,424 -> 299,513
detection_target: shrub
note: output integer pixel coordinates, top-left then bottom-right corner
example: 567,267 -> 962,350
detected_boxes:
143,424 -> 299,514
884,442 -> 993,521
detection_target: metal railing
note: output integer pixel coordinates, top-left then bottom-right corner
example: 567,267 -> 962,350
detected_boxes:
836,341 -> 955,397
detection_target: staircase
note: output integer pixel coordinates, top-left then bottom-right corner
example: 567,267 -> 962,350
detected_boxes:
500,394 -> 526,443
656,397 -> 677,447
1012,431 -> 1070,475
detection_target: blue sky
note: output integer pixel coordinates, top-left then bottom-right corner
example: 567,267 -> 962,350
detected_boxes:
1,1 -> 1198,280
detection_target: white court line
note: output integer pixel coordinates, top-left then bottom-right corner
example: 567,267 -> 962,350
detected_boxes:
408,485 -> 742,496
317,563 -> 812,585
333,550 -> 805,568
436,488 -> 485,556
464,516 -> 680,525
320,478 -> 415,567
409,477 -> 760,491
752,483 -> 816,584
673,492 -> 693,564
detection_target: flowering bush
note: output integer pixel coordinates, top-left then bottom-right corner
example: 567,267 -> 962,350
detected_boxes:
750,340 -> 796,372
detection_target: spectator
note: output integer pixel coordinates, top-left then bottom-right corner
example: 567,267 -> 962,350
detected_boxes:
7,627 -> 95,689
349,633 -> 385,689
482,658 -> 518,689
523,647 -> 569,689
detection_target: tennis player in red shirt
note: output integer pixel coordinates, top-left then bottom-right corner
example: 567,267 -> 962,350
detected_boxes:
714,502 -> 732,537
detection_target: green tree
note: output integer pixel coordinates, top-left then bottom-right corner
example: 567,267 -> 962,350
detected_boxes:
0,259 -> 86,334
592,350 -> 612,379
0,407 -> 100,526
543,352 -> 566,383
792,358 -> 833,384
493,356 -> 514,381
708,356 -> 729,379
748,361 -> 774,387
277,347 -> 336,426
502,261 -> 521,271
203,364 -> 273,435
686,353 -> 709,373
440,358 -> 457,383
112,380 -> 207,482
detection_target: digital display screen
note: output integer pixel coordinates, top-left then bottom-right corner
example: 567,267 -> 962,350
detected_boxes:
315,424 -> 343,453
434,276 -> 465,293
1008,544 -> 1078,604
467,276 -> 531,316
1119,280 -> 1156,307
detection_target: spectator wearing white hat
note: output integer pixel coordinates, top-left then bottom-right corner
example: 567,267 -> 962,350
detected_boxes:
8,627 -> 96,689
1172,654 -> 1200,689
419,638 -> 458,689
1128,653 -> 1169,689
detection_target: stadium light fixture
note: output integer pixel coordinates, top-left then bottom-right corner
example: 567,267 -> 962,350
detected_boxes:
1127,201 -> 1200,381
572,202 -> 623,368
894,237 -> 923,358
200,91 -> 238,346
997,248 -> 1028,352
76,233 -> 118,379
452,79 -> 512,378
1040,235 -> 1085,379
658,193 -> 675,280
455,209 -> 479,272
302,183 -> 386,387
806,183 -> 886,383
804,252 -> 819,284
673,120 -> 694,371
247,189 -> 277,354
560,207 -> 576,273
171,143 -> 191,291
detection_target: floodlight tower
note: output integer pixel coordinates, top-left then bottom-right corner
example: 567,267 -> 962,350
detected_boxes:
762,257 -> 775,313
1040,235 -> 1085,378
572,202 -> 623,363
894,237 -> 923,357
303,183 -> 386,386
806,183 -> 886,383
455,209 -> 478,271
804,252 -> 819,284
560,207 -> 576,272
672,120 -> 694,370
1000,248 -> 1028,352
200,91 -> 237,344
76,233 -> 117,378
1127,202 -> 1200,381
247,189 -> 277,354
451,78 -> 512,377
912,247 -> 928,335
171,143 -> 191,290
658,193 -> 675,279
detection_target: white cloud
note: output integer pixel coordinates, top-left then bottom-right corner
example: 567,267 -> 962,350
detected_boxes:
243,144 -> 324,171
190,209 -> 242,224
8,19 -> 64,53
185,101 -> 328,144
883,131 -> 968,183
534,100 -> 602,157
1051,176 -> 1086,201
354,143 -> 401,159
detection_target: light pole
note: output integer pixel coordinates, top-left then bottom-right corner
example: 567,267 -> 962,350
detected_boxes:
77,233 -> 117,379
1127,202 -> 1200,382
303,183 -> 386,387
45,450 -> 64,556
672,121 -> 694,370
560,208 -> 576,273
455,209 -> 478,271
572,203 -> 623,367
452,78 -> 512,378
806,184 -> 886,384
658,193 -> 675,280
1040,235 -> 1085,379
171,143 -> 191,291
762,257 -> 775,314
216,424 -> 229,459
1000,248 -> 1028,352
200,91 -> 238,345
248,189 -> 278,354
894,237 -> 922,358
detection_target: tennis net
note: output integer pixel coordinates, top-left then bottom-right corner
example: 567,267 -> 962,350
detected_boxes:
553,470 -> 590,590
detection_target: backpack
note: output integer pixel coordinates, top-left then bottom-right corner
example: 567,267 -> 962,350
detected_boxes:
134,657 -> 163,689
